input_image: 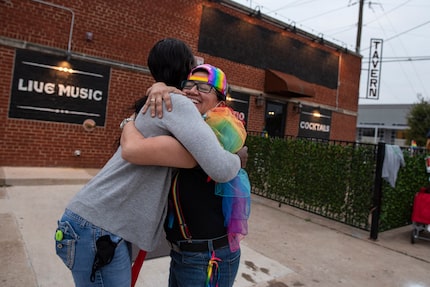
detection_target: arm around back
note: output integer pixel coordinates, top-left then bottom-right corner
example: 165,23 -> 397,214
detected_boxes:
121,121 -> 197,168
161,95 -> 241,182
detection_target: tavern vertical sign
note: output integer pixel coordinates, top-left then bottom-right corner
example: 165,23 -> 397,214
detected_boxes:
9,49 -> 110,126
366,38 -> 383,100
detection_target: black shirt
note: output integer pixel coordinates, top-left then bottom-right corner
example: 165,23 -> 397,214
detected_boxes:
164,167 -> 227,242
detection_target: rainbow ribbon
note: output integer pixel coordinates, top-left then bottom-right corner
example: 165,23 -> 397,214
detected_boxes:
206,251 -> 221,287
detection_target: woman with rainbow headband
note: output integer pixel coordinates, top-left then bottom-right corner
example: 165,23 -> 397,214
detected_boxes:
122,64 -> 250,287
188,65 -> 250,253
55,39 -> 245,287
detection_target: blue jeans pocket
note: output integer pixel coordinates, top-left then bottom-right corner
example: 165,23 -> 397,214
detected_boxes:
55,220 -> 78,270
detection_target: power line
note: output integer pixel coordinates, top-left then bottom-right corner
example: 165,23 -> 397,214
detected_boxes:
362,56 -> 430,64
385,20 -> 430,42
362,19 -> 430,51
297,5 -> 349,23
266,0 -> 317,14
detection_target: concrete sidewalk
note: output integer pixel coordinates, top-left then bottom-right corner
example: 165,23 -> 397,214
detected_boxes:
1,166 -> 430,287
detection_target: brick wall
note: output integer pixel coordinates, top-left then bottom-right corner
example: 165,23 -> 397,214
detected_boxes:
0,44 -> 154,167
0,0 -> 201,167
0,0 -> 361,167
330,112 -> 358,142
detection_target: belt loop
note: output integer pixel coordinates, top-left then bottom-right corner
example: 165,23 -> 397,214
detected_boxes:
169,242 -> 181,253
208,239 -> 214,252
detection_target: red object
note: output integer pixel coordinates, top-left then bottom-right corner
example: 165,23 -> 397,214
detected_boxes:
411,187 -> 430,224
426,156 -> 430,173
131,250 -> 147,287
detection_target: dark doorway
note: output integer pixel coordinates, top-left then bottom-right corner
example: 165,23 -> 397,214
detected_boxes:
265,101 -> 286,137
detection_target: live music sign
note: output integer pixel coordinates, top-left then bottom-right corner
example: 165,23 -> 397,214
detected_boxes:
9,49 -> 110,126
366,38 -> 383,100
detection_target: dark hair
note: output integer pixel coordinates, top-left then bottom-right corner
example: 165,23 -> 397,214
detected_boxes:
133,38 -> 195,113
214,90 -> 224,102
147,38 -> 195,89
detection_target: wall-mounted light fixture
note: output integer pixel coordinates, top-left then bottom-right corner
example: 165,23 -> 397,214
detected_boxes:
32,0 -> 75,59
284,21 -> 296,33
312,107 -> 321,118
249,6 -> 261,18
336,42 -> 349,53
85,32 -> 93,41
293,102 -> 303,114
255,94 -> 264,107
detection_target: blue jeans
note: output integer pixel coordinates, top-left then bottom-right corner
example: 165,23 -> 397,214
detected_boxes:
168,245 -> 241,287
55,209 -> 131,287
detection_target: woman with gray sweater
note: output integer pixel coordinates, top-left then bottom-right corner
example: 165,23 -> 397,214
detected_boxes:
54,38 -> 243,287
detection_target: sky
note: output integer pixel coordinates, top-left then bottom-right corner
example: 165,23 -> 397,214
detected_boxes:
231,0 -> 430,105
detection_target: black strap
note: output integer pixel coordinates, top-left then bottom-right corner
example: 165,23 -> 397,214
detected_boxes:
171,172 -> 192,240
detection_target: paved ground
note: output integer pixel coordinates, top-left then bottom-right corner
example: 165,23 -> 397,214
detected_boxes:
1,166 -> 430,287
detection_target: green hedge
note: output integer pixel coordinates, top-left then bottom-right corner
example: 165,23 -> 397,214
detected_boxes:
245,135 -> 428,231
379,151 -> 428,231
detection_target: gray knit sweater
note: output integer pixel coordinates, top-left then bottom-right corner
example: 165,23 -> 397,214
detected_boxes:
66,94 -> 241,251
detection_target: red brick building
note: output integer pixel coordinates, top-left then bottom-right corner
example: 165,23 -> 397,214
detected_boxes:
0,0 -> 361,168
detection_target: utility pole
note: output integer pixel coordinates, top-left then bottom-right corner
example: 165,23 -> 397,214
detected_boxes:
356,0 -> 365,53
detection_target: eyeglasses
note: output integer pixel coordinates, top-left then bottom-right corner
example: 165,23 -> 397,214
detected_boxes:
181,80 -> 214,93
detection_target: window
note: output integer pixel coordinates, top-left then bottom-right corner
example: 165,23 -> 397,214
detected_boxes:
361,128 -> 375,137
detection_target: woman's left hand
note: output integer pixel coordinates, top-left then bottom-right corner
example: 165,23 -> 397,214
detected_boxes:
142,82 -> 183,118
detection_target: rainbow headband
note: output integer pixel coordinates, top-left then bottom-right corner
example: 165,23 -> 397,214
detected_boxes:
189,64 -> 228,98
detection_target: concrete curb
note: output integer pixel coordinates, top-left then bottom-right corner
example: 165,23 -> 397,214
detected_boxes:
0,167 -> 99,186
2,178 -> 92,186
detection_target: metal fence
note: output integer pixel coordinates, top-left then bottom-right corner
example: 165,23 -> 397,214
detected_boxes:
245,133 -> 428,238
246,133 -> 377,230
